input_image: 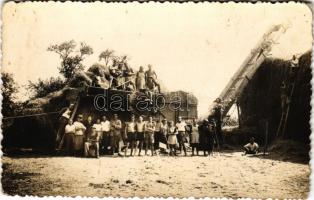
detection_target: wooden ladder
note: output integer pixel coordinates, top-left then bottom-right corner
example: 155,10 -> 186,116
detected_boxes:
276,69 -> 298,138
57,96 -> 81,150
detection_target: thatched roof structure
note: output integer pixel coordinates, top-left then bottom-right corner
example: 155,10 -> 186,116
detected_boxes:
238,51 -> 311,143
3,68 -> 198,150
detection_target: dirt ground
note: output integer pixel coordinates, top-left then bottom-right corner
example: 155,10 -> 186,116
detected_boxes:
1,151 -> 310,199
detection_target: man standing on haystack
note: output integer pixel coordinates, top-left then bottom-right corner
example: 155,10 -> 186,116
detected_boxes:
145,64 -> 161,93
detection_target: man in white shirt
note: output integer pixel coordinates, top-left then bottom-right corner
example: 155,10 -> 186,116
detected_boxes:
176,116 -> 187,156
244,137 -> 259,155
101,115 -> 111,154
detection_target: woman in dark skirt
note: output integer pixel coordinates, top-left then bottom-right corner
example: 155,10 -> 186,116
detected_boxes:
159,119 -> 169,152
199,119 -> 212,156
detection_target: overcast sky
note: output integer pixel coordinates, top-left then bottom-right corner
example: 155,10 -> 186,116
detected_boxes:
2,2 -> 312,117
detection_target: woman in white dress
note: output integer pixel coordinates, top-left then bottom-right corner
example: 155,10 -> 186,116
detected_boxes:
190,119 -> 200,156
167,121 -> 178,156
136,66 -> 146,92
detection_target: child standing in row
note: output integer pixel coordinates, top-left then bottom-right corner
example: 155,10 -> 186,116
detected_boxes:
190,119 -> 200,156
167,121 -> 178,156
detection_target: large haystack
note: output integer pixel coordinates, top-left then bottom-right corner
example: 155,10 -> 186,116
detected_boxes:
2,74 -> 198,151
237,51 -> 311,144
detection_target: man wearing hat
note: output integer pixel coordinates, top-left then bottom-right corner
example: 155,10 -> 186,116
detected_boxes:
199,118 -> 215,156
212,98 -> 224,145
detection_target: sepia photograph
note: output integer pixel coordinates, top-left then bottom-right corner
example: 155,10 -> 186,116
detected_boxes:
1,2 -> 312,198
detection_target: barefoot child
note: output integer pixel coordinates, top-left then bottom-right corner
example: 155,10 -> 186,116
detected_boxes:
190,119 -> 200,156
167,121 -> 178,156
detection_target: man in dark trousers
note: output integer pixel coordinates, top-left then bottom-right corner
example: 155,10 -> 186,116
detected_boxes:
84,116 -> 94,143
110,114 -> 123,156
199,118 -> 215,156
176,116 -> 187,156
243,137 -> 259,155
212,98 -> 224,145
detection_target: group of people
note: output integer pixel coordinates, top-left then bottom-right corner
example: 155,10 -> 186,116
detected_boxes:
55,96 -> 259,158
57,113 -> 221,158
92,62 -> 161,94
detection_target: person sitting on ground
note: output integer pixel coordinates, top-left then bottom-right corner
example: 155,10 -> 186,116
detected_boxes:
243,137 -> 259,155
84,126 -> 100,158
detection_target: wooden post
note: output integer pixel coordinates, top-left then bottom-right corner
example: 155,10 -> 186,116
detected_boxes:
263,120 -> 269,155
236,100 -> 242,128
70,96 -> 81,121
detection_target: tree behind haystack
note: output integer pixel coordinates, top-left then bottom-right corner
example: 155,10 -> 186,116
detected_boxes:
1,72 -> 19,117
47,40 -> 93,80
